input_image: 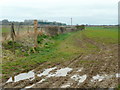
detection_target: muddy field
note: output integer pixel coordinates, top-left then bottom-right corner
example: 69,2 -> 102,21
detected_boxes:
2,27 -> 119,88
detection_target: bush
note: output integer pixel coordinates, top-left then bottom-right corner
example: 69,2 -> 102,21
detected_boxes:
76,25 -> 85,30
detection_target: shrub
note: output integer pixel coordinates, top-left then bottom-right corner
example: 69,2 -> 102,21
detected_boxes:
76,25 -> 85,30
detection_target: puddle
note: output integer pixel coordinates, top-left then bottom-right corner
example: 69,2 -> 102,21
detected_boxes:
24,84 -> 36,88
91,75 -> 105,82
71,74 -> 87,85
37,67 -> 57,77
37,78 -> 46,83
47,67 -> 73,77
6,67 -> 72,83
91,74 -> 113,82
24,79 -> 46,89
116,73 -> 120,78
77,68 -> 83,72
6,67 -> 72,84
23,67 -> 72,88
61,83 -> 71,88
6,70 -> 35,83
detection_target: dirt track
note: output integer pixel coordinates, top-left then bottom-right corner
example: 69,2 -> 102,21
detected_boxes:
3,33 -> 118,88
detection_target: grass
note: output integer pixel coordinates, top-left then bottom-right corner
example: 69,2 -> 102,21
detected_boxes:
2,26 -> 118,80
2,27 -> 10,33
85,26 -> 118,44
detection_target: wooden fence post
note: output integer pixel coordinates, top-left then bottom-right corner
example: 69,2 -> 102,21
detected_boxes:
11,23 -> 16,54
34,20 -> 38,47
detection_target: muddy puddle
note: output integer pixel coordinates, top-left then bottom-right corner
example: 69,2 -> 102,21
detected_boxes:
6,67 -> 73,84
5,66 -> 119,88
91,74 -> 116,82
77,68 -> 83,72
24,79 -> 46,89
71,74 -> 87,85
91,74 -> 105,82
20,67 -> 73,88
47,67 -> 73,77
37,67 -> 57,77
61,83 -> 72,88
6,70 -> 35,83
116,73 -> 120,78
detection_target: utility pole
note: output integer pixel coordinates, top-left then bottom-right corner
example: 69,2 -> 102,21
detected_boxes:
71,18 -> 72,26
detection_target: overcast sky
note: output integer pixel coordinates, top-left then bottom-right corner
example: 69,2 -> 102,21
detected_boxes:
0,0 -> 119,25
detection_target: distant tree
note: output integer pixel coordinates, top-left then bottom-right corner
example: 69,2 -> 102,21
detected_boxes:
2,19 -> 9,25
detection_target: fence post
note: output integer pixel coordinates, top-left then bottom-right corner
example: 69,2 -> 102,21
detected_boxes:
34,20 -> 38,47
11,23 -> 16,54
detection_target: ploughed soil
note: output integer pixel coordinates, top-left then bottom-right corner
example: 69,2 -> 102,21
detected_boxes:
2,33 -> 118,88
